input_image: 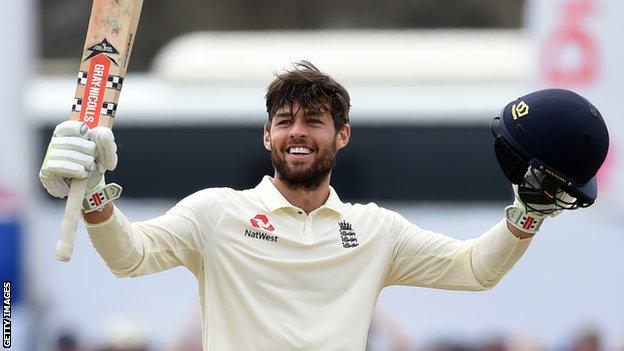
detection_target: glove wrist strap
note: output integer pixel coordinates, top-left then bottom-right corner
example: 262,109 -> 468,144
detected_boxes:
505,205 -> 546,234
82,183 -> 123,213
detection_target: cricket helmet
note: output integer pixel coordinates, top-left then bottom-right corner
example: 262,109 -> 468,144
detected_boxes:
491,88 -> 609,211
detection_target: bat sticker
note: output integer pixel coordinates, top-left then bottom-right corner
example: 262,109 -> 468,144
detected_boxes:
72,98 -> 117,117
77,71 -> 124,90
80,54 -> 112,127
83,38 -> 120,66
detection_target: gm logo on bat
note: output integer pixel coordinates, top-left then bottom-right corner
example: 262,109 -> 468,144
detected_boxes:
2,281 -> 11,348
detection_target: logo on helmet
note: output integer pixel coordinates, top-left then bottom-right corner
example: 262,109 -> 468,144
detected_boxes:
543,167 -> 567,184
511,101 -> 530,120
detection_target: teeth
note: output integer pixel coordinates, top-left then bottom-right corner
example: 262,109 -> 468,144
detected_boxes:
289,147 -> 312,154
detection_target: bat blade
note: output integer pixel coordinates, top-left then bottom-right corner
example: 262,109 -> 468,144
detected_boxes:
55,0 -> 144,262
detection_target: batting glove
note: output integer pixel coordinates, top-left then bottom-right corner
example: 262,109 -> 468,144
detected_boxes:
505,169 -> 575,234
39,121 -> 119,204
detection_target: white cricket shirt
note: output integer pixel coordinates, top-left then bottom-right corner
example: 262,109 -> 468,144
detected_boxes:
86,176 -> 532,350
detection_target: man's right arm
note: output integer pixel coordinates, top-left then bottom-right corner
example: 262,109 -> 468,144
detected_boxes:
83,190 -> 218,278
40,121 -> 219,277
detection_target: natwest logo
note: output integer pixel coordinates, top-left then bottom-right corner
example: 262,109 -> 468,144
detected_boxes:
250,214 -> 275,232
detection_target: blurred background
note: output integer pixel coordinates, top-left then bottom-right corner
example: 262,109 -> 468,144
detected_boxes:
1,0 -> 623,350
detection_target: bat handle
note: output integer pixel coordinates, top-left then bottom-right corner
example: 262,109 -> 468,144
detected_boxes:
55,178 -> 88,262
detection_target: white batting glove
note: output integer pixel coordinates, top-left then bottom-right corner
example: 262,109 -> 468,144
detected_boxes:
505,169 -> 576,234
39,120 -> 118,198
513,168 -> 576,217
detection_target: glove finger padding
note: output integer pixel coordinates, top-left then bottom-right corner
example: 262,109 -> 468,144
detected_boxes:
44,159 -> 90,179
88,126 -> 118,172
53,120 -> 88,138
39,170 -> 70,198
47,148 -> 95,172
51,136 -> 96,156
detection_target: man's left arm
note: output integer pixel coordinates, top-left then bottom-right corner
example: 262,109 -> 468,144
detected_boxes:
383,209 -> 534,291
507,221 -> 534,239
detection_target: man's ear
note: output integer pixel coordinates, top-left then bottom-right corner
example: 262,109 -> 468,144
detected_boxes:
336,124 -> 351,150
263,127 -> 271,151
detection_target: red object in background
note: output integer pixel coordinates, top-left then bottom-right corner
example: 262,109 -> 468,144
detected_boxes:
597,145 -> 615,193
542,0 -> 599,86
0,187 -> 19,213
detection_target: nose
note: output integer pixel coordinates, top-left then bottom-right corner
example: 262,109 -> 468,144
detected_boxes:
288,118 -> 308,139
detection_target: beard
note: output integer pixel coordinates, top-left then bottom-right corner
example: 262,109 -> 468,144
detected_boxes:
271,139 -> 337,191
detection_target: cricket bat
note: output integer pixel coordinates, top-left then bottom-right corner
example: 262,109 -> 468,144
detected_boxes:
55,0 -> 144,262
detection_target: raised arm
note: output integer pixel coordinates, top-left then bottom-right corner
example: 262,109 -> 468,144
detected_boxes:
84,191 -> 218,278
383,208 -> 533,291
39,120 -> 219,277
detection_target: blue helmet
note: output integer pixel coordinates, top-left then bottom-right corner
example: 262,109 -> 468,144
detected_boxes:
491,89 -> 609,209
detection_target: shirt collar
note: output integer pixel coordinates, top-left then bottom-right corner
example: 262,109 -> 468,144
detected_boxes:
256,175 -> 346,216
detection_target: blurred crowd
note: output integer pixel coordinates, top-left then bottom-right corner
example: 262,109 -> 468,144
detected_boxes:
48,314 -> 621,351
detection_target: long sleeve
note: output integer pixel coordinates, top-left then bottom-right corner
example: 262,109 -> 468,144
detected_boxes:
383,209 -> 533,290
85,189 -> 225,278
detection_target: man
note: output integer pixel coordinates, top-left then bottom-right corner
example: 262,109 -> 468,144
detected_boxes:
39,62 -> 608,350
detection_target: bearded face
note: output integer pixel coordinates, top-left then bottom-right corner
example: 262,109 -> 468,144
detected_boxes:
264,102 -> 350,191
270,136 -> 338,191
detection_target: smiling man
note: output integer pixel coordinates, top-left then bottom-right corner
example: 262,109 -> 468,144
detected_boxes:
38,61 -> 608,350
268,102 -> 347,192
263,64 -> 351,213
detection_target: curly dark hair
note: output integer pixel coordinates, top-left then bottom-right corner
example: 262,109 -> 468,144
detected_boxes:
265,61 -> 350,131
